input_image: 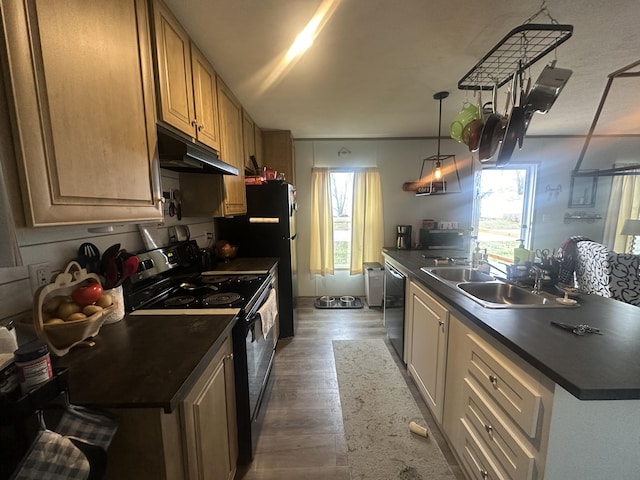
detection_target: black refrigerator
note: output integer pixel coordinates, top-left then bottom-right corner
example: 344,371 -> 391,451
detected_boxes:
218,182 -> 297,338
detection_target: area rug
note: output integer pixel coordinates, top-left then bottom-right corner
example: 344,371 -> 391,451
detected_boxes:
333,339 -> 455,480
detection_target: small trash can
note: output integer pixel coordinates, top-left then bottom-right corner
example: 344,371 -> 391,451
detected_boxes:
364,262 -> 384,307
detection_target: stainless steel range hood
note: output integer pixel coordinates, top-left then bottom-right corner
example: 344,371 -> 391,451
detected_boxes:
157,126 -> 238,176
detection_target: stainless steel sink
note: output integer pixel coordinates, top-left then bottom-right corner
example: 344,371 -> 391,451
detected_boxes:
421,267 -> 494,283
457,282 -> 574,309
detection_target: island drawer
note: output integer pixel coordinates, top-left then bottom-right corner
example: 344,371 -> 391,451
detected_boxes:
460,417 -> 508,480
463,377 -> 535,480
465,334 -> 541,437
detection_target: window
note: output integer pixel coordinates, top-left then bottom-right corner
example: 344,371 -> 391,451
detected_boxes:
330,171 -> 354,268
471,165 -> 537,263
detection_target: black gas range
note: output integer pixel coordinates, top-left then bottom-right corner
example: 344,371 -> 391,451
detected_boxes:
124,240 -> 278,465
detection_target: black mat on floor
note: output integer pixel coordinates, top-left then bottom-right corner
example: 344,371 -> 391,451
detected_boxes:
314,296 -> 364,309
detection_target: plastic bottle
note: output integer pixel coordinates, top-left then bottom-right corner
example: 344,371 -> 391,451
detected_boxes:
514,239 -> 531,265
472,241 -> 482,268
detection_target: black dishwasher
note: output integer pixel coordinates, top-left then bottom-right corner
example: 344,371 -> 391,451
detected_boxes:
384,262 -> 406,363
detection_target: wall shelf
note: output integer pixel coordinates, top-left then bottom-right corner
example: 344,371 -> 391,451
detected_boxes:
563,212 -> 603,224
458,23 -> 573,91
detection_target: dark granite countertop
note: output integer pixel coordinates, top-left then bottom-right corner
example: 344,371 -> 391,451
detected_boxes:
383,248 -> 640,401
55,313 -> 237,413
54,257 -> 279,412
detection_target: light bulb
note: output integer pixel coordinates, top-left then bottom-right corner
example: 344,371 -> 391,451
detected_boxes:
434,161 -> 442,180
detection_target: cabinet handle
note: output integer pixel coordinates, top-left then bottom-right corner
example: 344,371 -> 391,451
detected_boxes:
488,374 -> 498,386
484,424 -> 493,434
438,320 -> 445,327
225,353 -> 234,360
198,124 -> 204,131
191,119 -> 198,127
480,470 -> 489,479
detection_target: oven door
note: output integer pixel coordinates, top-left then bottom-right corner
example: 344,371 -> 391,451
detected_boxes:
245,311 -> 276,421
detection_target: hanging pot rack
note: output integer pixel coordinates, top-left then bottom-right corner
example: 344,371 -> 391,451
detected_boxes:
458,23 -> 573,91
572,58 -> 640,178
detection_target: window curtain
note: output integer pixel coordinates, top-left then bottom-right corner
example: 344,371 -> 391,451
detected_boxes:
603,169 -> 640,252
310,168 -> 334,275
350,168 -> 384,275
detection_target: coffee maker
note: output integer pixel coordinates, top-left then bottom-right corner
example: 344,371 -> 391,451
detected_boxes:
396,225 -> 412,249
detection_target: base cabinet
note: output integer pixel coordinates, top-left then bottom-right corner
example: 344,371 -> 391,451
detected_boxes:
443,315 -> 553,480
106,336 -> 237,480
406,281 -> 448,423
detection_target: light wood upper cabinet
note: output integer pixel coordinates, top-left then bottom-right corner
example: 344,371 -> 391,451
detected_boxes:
216,80 -> 246,216
242,110 -> 256,173
254,124 -> 264,170
263,130 -> 296,185
152,0 -> 221,151
191,45 -> 221,151
1,0 -> 162,226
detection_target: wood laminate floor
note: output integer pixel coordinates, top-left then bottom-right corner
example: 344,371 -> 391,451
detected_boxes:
236,297 -> 465,480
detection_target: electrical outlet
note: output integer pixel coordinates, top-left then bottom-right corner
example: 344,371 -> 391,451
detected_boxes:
29,262 -> 51,294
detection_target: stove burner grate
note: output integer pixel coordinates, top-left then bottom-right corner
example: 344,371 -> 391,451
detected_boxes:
165,295 -> 196,307
203,292 -> 242,307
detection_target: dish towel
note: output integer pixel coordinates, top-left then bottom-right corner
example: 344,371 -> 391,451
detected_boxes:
257,289 -> 278,340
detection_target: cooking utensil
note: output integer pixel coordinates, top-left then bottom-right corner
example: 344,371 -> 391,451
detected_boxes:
496,69 -> 525,166
101,244 -> 121,289
77,243 -> 100,273
173,189 -> 182,220
525,63 -> 573,114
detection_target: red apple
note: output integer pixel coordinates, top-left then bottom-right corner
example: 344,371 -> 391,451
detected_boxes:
71,281 -> 104,306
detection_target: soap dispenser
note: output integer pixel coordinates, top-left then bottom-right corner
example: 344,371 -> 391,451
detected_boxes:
472,241 -> 482,268
514,239 -> 531,265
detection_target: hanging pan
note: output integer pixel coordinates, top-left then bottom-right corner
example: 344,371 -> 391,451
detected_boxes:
496,70 -> 525,166
478,82 -> 506,162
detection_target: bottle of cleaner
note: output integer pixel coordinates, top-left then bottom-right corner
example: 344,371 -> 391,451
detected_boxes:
514,239 -> 530,265
472,241 -> 482,268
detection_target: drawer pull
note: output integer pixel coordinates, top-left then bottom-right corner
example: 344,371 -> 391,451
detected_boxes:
488,374 -> 498,386
484,423 -> 493,434
480,469 -> 489,479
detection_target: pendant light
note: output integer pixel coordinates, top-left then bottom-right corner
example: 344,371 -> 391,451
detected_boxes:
416,91 -> 461,196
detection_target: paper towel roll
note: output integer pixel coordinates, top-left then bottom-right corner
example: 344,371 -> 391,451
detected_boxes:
0,326 -> 18,354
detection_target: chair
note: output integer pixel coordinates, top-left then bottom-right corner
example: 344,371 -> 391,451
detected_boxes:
576,240 -> 640,306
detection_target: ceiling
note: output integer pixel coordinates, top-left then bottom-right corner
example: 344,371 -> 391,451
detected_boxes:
164,0 -> 640,139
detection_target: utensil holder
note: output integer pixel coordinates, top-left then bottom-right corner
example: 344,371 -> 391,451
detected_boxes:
102,286 -> 124,325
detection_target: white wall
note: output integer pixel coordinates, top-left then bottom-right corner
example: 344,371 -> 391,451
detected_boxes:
0,169 -> 217,328
294,135 -> 622,298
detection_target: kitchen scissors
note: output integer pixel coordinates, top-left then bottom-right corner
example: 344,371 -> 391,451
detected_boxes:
535,248 -> 550,260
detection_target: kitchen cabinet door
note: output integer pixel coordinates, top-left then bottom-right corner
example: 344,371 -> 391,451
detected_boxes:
254,123 -> 264,169
152,0 -> 221,151
191,44 -> 221,151
152,0 -> 195,137
1,0 -> 162,226
243,110 -> 256,173
407,281 -> 448,424
263,130 -> 296,185
182,336 -> 237,480
217,79 -> 246,216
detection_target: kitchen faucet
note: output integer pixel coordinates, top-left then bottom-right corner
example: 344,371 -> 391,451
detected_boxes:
530,265 -> 545,294
477,260 -> 508,278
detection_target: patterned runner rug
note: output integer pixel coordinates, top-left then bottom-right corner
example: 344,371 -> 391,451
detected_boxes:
333,339 -> 455,480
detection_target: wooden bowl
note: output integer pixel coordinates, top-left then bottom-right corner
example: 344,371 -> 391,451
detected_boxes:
215,245 -> 239,261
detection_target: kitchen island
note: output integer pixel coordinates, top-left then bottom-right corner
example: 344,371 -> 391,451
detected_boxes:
383,248 -> 640,480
